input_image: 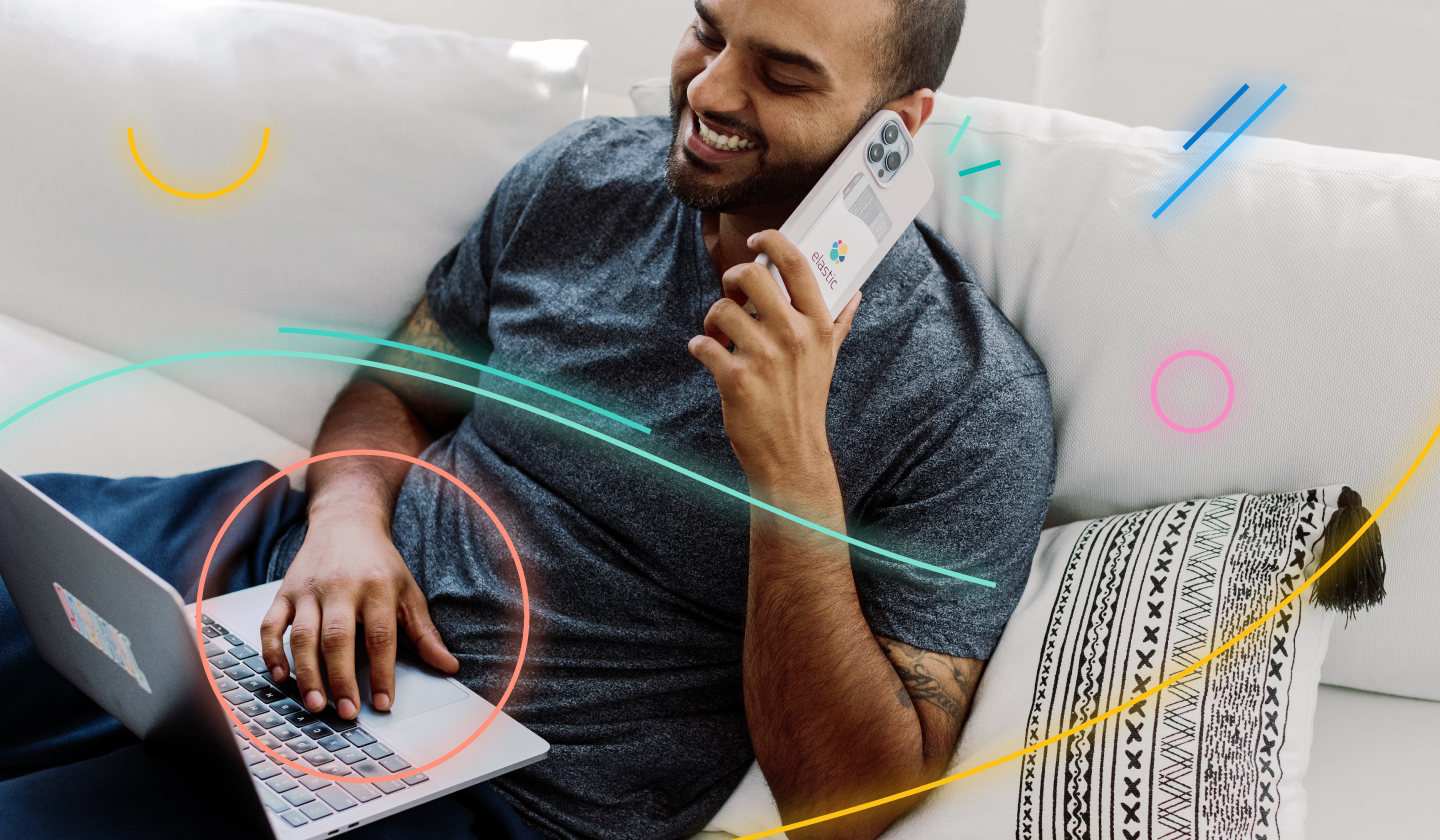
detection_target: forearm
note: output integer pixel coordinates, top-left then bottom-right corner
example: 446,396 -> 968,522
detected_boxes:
742,467 -> 931,840
305,378 -> 436,530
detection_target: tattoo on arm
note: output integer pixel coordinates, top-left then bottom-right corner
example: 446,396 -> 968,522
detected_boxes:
357,298 -> 480,435
878,635 -> 983,729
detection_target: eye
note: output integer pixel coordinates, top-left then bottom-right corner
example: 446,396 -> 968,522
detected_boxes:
764,75 -> 806,93
693,21 -> 722,50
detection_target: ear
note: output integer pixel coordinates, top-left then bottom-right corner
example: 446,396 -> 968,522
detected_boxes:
880,88 -> 936,136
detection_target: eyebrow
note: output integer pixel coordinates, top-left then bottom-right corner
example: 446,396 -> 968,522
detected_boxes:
693,0 -> 830,81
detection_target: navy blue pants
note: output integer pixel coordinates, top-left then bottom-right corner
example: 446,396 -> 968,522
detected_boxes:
0,461 -> 544,840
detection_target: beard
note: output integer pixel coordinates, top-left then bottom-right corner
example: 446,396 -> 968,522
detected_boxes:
662,83 -> 866,214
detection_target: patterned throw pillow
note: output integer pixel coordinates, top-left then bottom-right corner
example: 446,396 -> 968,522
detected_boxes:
882,486 -> 1356,840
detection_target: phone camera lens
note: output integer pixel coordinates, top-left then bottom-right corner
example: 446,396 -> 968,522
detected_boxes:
885,150 -> 902,171
868,143 -> 884,162
882,122 -> 900,144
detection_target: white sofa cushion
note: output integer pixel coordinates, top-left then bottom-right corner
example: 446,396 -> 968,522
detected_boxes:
0,0 -> 588,448
628,79 -> 1440,703
0,312 -> 309,484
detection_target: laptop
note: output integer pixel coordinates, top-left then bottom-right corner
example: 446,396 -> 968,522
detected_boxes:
0,465 -> 549,838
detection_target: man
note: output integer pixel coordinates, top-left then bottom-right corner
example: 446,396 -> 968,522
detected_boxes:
0,0 -> 1054,838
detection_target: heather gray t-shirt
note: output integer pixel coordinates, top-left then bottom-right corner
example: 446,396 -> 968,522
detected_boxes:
379,117 -> 1053,839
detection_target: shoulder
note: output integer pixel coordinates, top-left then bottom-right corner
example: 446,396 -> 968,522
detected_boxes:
499,115 -> 673,200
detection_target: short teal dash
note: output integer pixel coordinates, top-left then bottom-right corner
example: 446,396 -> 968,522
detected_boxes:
960,195 -> 1000,219
956,159 -> 1001,178
947,115 -> 972,154
279,327 -> 650,435
0,349 -> 995,588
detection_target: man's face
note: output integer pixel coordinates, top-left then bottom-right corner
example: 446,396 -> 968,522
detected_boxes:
664,0 -> 892,216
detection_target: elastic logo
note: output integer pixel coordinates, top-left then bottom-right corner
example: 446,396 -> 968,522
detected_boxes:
54,583 -> 151,693
810,251 -> 839,289
829,240 -> 847,263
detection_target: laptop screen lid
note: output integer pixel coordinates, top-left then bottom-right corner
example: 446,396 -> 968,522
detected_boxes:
0,465 -> 272,836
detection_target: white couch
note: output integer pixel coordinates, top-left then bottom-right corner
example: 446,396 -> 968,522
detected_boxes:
2,2 -> 1436,838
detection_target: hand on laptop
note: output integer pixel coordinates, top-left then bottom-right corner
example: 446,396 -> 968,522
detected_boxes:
258,510 -> 460,719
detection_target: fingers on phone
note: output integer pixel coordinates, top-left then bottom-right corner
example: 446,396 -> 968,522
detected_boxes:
750,230 -> 825,316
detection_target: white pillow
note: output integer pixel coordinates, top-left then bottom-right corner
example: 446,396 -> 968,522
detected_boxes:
629,80 -> 1440,703
702,487 -> 1343,839
0,311 -> 310,484
0,0 -> 588,447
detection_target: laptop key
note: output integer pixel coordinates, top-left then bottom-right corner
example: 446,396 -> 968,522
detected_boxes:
260,735 -> 282,750
202,625 -> 221,638
288,739 -> 319,754
315,786 -> 359,812
244,751 -> 268,766
256,783 -> 290,813
361,742 -> 393,760
229,644 -> 258,659
373,779 -> 407,795
378,755 -> 410,773
285,711 -> 317,727
341,781 -> 383,803
279,811 -> 309,828
251,763 -> 282,780
266,775 -> 299,793
304,752 -> 335,767
351,760 -> 385,778
239,700 -> 267,717
215,677 -> 240,693
302,723 -> 334,740
317,734 -> 348,752
244,722 -> 265,737
222,689 -> 252,706
252,686 -> 285,703
333,747 -> 367,765
240,656 -> 268,674
402,773 -> 429,786
317,709 -> 359,732
299,774 -> 332,791
269,699 -> 303,716
298,801 -> 333,821
223,634 -> 246,646
223,665 -> 254,681
201,613 -> 215,625
254,712 -> 285,729
273,726 -> 302,742
283,787 -> 316,807
343,729 -> 376,748
203,642 -> 223,657
209,623 -> 229,634
208,653 -> 241,669
239,675 -> 270,692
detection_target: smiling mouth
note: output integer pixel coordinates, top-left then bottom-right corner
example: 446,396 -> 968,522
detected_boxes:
695,114 -> 756,151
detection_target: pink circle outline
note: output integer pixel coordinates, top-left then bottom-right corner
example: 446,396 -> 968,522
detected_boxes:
1150,350 -> 1234,433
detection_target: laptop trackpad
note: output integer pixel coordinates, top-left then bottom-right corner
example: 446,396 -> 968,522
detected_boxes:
353,643 -> 467,728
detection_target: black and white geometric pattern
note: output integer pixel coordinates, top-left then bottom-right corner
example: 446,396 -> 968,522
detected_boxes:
1014,488 -> 1340,840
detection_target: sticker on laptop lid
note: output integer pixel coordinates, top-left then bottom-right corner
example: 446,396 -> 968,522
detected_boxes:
53,583 -> 151,694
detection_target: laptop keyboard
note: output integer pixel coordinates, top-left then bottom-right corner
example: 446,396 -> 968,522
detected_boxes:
201,612 -> 428,829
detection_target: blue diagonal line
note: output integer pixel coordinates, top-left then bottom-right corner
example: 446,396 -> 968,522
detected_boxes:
1183,83 -> 1249,150
0,350 -> 994,587
1153,83 -> 1287,219
279,327 -> 650,435
947,115 -> 972,154
961,195 -> 1000,219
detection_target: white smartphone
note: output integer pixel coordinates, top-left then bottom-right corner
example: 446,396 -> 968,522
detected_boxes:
755,109 -> 935,321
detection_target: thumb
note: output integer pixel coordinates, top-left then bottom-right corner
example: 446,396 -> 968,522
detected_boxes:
400,586 -> 460,674
832,291 -> 862,354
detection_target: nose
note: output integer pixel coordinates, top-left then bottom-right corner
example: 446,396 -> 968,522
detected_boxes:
686,47 -> 749,121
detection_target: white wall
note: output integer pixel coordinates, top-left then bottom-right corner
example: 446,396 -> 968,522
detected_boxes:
278,0 -> 1440,159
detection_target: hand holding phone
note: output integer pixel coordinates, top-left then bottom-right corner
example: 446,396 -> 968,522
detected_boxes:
756,110 -> 935,321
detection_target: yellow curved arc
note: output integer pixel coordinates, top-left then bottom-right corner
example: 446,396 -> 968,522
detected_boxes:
738,415 -> 1440,840
127,126 -> 269,199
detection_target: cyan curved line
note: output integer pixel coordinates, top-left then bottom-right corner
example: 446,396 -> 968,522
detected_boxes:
278,327 -> 651,435
0,350 -> 994,587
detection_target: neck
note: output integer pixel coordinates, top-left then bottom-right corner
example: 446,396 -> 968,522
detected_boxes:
701,205 -> 793,280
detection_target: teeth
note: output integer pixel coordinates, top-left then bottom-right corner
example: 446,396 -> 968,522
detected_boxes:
697,117 -> 752,151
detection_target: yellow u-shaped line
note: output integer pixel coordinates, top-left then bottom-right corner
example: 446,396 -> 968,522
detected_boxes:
128,127 -> 270,199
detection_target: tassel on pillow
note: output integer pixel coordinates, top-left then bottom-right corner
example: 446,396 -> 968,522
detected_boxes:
1310,486 -> 1386,619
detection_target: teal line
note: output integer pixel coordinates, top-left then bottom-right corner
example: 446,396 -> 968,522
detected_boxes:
0,350 -> 995,587
947,115 -> 972,154
960,195 -> 1000,219
279,327 -> 650,435
956,159 -> 1001,178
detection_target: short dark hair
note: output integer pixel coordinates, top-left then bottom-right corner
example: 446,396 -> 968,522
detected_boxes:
867,0 -> 967,110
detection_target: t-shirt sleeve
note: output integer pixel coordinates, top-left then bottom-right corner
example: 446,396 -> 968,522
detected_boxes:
425,119 -> 599,356
850,372 -> 1057,660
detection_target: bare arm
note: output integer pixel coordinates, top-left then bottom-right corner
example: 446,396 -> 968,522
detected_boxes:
691,230 -> 982,839
259,298 -> 480,718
